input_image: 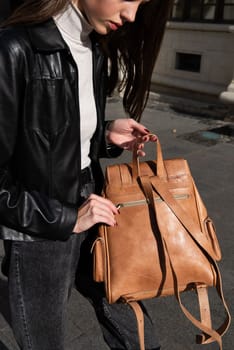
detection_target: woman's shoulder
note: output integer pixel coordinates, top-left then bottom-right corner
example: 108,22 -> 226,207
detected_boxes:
0,25 -> 31,57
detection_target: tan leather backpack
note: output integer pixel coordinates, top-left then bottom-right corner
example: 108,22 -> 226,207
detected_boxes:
92,139 -> 231,350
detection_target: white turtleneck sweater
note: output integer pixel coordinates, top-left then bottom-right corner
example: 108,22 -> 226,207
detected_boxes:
54,3 -> 97,170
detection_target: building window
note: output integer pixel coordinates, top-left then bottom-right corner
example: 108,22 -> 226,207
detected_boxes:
175,52 -> 202,73
171,0 -> 234,23
223,0 -> 234,20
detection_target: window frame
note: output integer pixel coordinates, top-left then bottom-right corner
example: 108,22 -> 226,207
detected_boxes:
171,0 -> 234,24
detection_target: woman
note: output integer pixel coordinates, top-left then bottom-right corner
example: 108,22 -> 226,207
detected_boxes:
0,1 -> 173,349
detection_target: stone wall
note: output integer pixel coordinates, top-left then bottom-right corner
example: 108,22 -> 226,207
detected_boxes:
152,22 -> 234,103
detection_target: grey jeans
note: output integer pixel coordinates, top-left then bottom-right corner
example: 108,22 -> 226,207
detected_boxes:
5,177 -> 160,350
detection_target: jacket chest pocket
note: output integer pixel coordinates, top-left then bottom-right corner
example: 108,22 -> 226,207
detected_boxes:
24,78 -> 75,137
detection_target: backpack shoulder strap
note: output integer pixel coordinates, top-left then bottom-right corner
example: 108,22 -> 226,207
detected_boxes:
127,301 -> 145,350
139,175 -> 231,348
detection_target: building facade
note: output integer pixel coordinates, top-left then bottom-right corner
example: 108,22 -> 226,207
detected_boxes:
1,1 -> 234,105
152,0 -> 234,105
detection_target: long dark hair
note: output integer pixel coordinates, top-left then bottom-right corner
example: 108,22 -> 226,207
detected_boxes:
3,0 -> 173,121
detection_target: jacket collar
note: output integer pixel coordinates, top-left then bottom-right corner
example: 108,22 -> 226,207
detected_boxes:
26,18 -> 69,52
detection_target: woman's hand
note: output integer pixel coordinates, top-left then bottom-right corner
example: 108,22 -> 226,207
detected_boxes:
73,194 -> 118,233
106,118 -> 157,156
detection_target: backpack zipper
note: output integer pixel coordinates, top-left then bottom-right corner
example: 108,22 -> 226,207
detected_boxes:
116,194 -> 189,209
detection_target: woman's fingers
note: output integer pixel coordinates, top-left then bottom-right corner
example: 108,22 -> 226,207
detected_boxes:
87,194 -> 118,214
106,118 -> 157,152
141,133 -> 157,142
85,195 -> 118,225
73,194 -> 118,234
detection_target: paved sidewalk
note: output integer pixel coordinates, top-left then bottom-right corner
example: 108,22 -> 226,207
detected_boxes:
0,93 -> 233,350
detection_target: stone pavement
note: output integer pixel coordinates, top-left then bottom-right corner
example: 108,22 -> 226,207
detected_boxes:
0,93 -> 233,350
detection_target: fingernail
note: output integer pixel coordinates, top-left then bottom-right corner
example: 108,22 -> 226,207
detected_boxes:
144,128 -> 150,133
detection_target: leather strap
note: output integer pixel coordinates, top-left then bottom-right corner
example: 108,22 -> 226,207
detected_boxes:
139,175 -> 231,349
128,301 -> 145,350
150,176 -> 216,258
197,287 -> 212,330
132,139 -> 167,180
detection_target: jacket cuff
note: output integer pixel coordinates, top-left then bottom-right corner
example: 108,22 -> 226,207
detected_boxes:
56,205 -> 78,241
105,143 -> 123,158
103,121 -> 123,158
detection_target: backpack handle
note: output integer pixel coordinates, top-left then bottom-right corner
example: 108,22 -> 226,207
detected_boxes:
132,137 -> 167,179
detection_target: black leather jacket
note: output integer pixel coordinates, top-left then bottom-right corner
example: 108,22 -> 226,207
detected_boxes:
0,19 -> 121,241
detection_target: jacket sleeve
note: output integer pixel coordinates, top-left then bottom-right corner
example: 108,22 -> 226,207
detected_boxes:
100,121 -> 123,158
0,33 -> 77,241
